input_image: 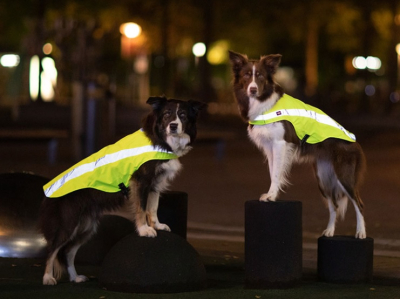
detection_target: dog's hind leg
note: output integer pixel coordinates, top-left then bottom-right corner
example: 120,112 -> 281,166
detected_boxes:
337,180 -> 366,239
315,159 -> 342,237
66,245 -> 87,283
352,192 -> 366,239
322,198 -> 337,237
64,241 -> 89,283
43,242 -> 67,285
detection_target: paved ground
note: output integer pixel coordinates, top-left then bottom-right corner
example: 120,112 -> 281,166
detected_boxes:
1,109 -> 400,297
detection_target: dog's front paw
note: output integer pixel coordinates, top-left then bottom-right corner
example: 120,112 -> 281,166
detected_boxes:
43,274 -> 57,285
322,228 -> 335,237
73,275 -> 89,283
355,230 -> 366,239
155,222 -> 171,232
259,192 -> 277,202
137,225 -> 157,237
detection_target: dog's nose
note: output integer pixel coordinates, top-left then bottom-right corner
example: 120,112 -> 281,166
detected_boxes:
250,87 -> 258,95
169,123 -> 178,132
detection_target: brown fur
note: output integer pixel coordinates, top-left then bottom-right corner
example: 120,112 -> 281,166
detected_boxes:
229,50 -> 367,238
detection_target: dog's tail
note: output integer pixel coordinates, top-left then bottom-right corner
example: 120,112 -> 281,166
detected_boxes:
336,197 -> 348,220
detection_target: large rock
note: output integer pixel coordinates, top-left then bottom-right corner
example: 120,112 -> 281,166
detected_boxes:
99,231 -> 207,293
76,191 -> 188,265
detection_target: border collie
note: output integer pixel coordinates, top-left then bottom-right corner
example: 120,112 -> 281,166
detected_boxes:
229,51 -> 366,239
39,96 -> 205,285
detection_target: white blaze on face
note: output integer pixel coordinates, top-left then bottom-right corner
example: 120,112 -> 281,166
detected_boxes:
166,104 -> 183,135
247,64 -> 258,97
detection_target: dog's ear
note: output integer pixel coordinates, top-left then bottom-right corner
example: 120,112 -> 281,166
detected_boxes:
188,100 -> 207,117
229,50 -> 248,72
146,96 -> 167,110
260,54 -> 282,75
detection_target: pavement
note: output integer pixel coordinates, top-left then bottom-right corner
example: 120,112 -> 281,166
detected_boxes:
0,106 -> 400,297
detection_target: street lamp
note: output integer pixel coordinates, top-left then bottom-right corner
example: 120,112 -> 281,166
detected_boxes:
192,42 -> 206,57
119,22 -> 148,106
120,22 -> 142,39
192,42 -> 206,67
120,22 -> 142,59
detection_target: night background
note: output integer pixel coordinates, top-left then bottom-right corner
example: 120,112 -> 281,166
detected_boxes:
0,0 -> 400,297
1,0 -> 400,115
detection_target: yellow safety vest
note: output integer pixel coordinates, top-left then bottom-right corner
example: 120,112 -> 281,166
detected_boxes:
249,94 -> 356,144
43,129 -> 177,198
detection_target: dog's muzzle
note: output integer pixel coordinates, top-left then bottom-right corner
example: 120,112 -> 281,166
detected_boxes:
249,87 -> 258,95
169,123 -> 179,133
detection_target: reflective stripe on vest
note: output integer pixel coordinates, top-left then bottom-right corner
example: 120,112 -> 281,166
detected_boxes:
43,129 -> 177,198
249,94 -> 356,144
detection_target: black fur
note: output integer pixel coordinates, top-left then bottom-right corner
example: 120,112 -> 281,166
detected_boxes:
39,96 -> 205,285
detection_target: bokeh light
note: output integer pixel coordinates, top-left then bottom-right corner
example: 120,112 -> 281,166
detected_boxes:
192,42 -> 206,57
207,40 -> 229,65
0,54 -> 20,67
42,43 -> 53,55
120,22 -> 142,39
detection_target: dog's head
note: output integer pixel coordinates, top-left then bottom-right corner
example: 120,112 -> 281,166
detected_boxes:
229,51 -> 284,120
143,96 -> 206,154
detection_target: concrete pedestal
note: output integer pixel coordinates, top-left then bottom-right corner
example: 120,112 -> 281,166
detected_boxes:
318,236 -> 374,283
245,200 -> 302,289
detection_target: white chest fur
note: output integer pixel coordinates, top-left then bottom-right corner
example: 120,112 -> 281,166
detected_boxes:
153,159 -> 182,193
248,122 -> 286,147
166,133 -> 192,157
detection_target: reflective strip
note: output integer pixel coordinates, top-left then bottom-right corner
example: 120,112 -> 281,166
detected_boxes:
254,109 -> 356,141
44,145 -> 173,197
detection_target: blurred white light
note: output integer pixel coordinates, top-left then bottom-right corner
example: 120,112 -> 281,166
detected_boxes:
30,55 -> 40,100
352,56 -> 367,69
396,44 -> 400,55
29,56 -> 57,101
366,56 -> 381,70
0,54 -> 20,67
120,22 -> 142,38
41,57 -> 57,101
192,42 -> 206,57
352,56 -> 381,71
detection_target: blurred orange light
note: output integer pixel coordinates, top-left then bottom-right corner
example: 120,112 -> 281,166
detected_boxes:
43,43 -> 53,55
120,22 -> 142,39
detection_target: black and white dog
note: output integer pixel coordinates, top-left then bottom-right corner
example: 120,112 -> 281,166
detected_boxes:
229,51 -> 367,239
39,96 -> 205,285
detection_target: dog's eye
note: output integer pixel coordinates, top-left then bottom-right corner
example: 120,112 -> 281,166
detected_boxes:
163,111 -> 171,119
256,72 -> 263,79
244,72 -> 251,79
178,111 -> 187,120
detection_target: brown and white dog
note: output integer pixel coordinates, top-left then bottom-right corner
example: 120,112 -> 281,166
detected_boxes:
229,51 -> 366,239
38,96 -> 205,285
